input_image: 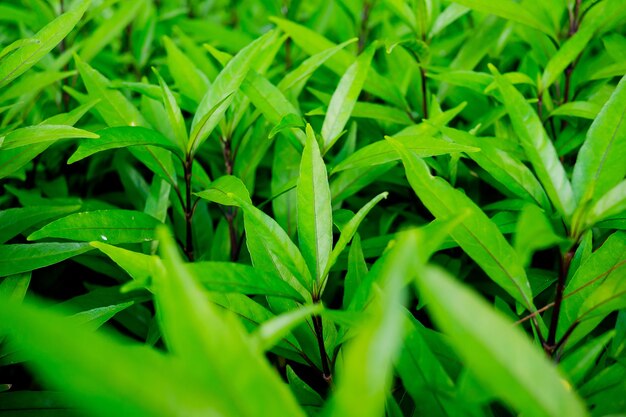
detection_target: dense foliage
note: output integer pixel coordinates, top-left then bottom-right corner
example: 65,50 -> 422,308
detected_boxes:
1,0 -> 625,416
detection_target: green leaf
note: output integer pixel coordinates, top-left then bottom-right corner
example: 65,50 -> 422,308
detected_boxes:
389,137 -> 534,310
416,265 -> 588,417
0,0 -> 90,88
254,304 -> 323,351
450,0 -> 555,38
541,21 -> 599,93
442,127 -> 551,209
153,227 -> 307,417
397,313 -> 462,416
79,0 -> 144,62
271,17 -> 407,109
331,103 -> 470,173
195,175 -> 252,207
68,126 -> 180,163
320,192 -> 388,293
90,242 -> 155,289
585,180 -> 626,227
163,35 -> 210,104
560,332 -> 614,386
240,70 -> 306,147
321,43 -> 375,151
188,30 -> 279,155
75,55 -> 148,128
0,295 -> 232,416
0,125 -> 98,150
0,243 -> 92,276
514,204 -> 566,266
0,205 -> 81,244
278,38 -> 357,96
0,100 -> 97,180
153,68 -> 188,153
188,262 -> 306,301
572,76 -> 626,234
490,65 -> 575,221
298,125 -> 333,282
28,210 -> 161,244
324,231 -> 416,417
238,199 -> 313,302
559,232 -> 626,347
549,101 -> 601,120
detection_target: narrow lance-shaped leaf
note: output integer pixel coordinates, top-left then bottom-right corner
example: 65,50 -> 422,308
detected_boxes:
572,76 -> 626,234
163,35 -> 210,104
0,205 -> 81,244
298,125 -> 333,283
558,232 -> 626,347
449,0 -> 555,38
74,54 -> 149,127
490,65 -> 575,222
324,231 -> 417,417
79,0 -> 144,62
27,210 -> 162,244
0,243 -> 92,276
388,137 -> 534,310
540,18 -> 600,93
153,68 -> 188,153
321,43 -> 376,152
416,265 -> 588,417
254,304 -> 323,351
277,38 -> 358,95
0,0 -> 90,88
240,70 -> 306,148
271,17 -> 407,109
585,180 -> 626,227
0,295 -> 233,416
154,227 -> 307,417
442,127 -> 551,209
319,192 -> 388,294
332,102 -> 469,174
188,30 -> 278,155
68,126 -> 181,164
201,176 -> 312,301
0,125 -> 98,150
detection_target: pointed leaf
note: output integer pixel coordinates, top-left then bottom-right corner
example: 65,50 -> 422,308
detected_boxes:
0,243 -> 92,276
490,65 -> 575,221
28,210 -> 161,244
189,30 -> 278,154
450,0 -> 555,37
68,126 -> 180,163
0,0 -> 90,88
389,137 -> 534,310
154,227 -> 307,417
321,43 -> 375,151
416,265 -> 587,417
298,125 -> 333,281
0,125 -> 98,150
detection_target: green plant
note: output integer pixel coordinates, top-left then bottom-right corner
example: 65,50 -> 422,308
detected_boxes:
1,0 -> 625,416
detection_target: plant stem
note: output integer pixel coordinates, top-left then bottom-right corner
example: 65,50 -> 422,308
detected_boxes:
420,66 -> 428,119
545,245 -> 577,354
220,136 -> 239,259
562,0 -> 582,105
183,155 -> 194,261
312,313 -> 332,384
358,1 -> 372,53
